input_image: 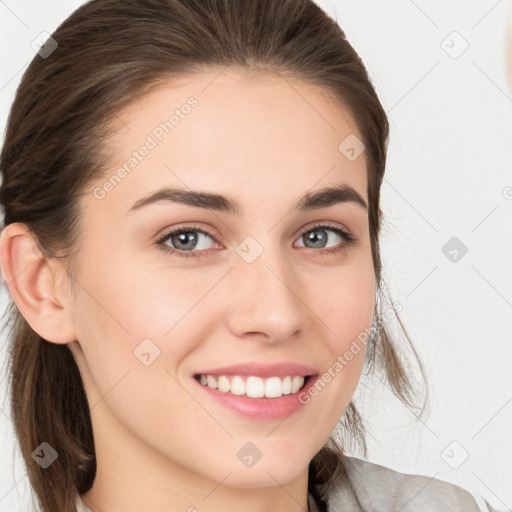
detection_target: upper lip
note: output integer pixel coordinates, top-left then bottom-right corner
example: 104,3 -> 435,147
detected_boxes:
194,362 -> 319,378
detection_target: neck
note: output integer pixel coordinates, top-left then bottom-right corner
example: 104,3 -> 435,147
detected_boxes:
81,404 -> 312,512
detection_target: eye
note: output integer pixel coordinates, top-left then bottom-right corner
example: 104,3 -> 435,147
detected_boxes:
294,222 -> 357,256
155,223 -> 218,259
155,221 -> 357,259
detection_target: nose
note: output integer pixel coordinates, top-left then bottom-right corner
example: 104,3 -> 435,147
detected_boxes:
225,244 -> 306,344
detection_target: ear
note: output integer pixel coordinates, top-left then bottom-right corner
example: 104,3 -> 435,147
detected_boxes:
0,222 -> 76,344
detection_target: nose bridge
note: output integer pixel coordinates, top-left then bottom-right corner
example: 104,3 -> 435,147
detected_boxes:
226,237 -> 304,340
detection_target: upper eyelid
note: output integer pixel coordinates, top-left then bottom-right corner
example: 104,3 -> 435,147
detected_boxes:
155,223 -> 217,244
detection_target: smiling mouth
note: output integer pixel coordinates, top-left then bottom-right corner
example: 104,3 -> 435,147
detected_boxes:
193,373 -> 313,399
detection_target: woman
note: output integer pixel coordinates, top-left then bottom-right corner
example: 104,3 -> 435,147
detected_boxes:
0,0 -> 492,511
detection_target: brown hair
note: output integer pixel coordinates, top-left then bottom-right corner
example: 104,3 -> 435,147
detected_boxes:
0,1 -> 428,511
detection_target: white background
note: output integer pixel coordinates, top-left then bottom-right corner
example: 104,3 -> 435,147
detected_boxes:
0,1 -> 511,511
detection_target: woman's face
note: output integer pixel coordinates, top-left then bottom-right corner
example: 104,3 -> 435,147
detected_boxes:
68,67 -> 375,490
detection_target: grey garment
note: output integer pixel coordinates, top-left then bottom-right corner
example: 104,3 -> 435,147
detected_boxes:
76,456 -> 496,512
311,455 -> 497,512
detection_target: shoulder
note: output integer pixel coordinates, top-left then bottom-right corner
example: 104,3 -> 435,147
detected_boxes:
316,455 -> 484,512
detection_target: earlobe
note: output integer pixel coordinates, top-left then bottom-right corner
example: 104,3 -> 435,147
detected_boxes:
0,222 -> 77,344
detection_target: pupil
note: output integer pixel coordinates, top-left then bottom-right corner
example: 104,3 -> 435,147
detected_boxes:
307,230 -> 326,248
174,231 -> 197,250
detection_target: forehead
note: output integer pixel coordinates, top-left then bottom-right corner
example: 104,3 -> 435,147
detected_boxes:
88,67 -> 368,217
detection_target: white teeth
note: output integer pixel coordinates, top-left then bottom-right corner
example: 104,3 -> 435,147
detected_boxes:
265,377 -> 283,398
217,375 -> 230,393
282,376 -> 292,394
291,376 -> 303,393
230,376 -> 245,395
206,375 -> 218,389
246,376 -> 264,398
197,374 -> 307,398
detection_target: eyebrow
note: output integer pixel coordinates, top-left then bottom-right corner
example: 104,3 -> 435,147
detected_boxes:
126,184 -> 368,216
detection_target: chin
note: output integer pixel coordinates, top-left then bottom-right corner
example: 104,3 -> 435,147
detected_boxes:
217,454 -> 309,489
223,469 -> 304,489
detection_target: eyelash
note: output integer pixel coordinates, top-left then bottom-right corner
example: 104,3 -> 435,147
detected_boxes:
154,222 -> 357,259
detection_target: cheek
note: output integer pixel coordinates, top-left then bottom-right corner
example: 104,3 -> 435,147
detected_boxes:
72,259 -> 210,445
74,252 -> 202,353
72,253 -> 222,407
318,263 -> 376,353
303,263 -> 375,408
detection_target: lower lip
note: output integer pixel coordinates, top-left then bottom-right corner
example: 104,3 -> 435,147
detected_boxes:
194,375 -> 319,420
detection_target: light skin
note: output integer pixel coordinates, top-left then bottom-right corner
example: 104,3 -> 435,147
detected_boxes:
0,67 -> 375,512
